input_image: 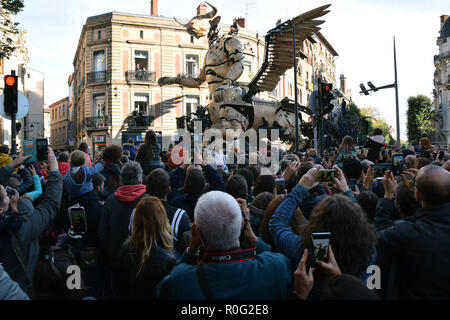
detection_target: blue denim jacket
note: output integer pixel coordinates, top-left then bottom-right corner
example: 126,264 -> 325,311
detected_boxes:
64,162 -> 104,197
269,184 -> 376,281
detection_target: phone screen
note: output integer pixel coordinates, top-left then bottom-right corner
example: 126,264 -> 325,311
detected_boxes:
70,207 -> 87,233
275,178 -> 285,194
372,164 -> 390,178
315,169 -> 336,182
36,139 -> 48,162
311,232 -> 331,266
348,179 -> 357,189
391,154 -> 404,175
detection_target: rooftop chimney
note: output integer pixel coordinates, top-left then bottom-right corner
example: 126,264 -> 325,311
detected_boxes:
151,0 -> 158,16
235,17 -> 246,29
441,15 -> 448,30
197,3 -> 207,15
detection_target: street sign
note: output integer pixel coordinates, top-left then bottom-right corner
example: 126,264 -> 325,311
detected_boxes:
0,92 -> 29,120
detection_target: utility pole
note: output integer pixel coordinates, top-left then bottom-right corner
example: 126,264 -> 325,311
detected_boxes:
360,37 -> 401,148
293,23 -> 299,152
393,36 -> 400,148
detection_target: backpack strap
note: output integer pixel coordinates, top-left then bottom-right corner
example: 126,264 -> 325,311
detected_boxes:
171,209 -> 185,242
10,232 -> 31,286
196,264 -> 214,300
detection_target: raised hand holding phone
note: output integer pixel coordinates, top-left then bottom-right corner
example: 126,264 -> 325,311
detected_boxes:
382,170 -> 397,199
294,249 -> 315,300
316,244 -> 342,277
298,167 -> 320,190
332,165 -> 349,193
47,147 -> 58,172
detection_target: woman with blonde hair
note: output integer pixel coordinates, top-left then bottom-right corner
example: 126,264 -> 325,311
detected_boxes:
334,136 -> 358,167
113,196 -> 176,299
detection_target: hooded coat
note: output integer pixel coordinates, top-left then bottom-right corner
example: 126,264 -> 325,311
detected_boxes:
0,153 -> 12,168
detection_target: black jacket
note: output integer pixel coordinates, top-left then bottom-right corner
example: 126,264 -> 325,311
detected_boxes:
136,144 -> 163,175
69,191 -> 104,248
98,192 -> 148,264
364,135 -> 385,163
376,201 -> 450,299
161,201 -> 191,255
113,239 -> 176,299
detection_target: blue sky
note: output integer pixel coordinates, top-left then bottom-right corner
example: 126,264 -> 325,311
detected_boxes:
15,0 -> 450,141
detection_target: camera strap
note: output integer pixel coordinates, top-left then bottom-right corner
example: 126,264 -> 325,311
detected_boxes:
198,247 -> 257,265
196,247 -> 257,300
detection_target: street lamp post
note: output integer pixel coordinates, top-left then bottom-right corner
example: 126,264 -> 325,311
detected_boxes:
359,36 -> 400,148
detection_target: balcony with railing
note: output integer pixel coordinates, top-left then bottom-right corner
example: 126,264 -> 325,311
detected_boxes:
125,70 -> 156,83
87,70 -> 112,85
126,112 -> 154,128
83,115 -> 112,129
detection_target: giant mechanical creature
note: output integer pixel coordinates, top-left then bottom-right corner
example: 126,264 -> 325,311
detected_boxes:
159,3 -> 331,142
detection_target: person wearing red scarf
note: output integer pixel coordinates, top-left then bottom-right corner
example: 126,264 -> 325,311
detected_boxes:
99,162 -> 148,265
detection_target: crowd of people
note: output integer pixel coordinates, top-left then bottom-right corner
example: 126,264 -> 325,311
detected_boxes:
0,128 -> 449,300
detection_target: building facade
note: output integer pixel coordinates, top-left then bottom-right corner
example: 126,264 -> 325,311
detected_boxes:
0,22 -> 45,149
49,97 -> 69,151
44,106 -> 50,141
434,14 -> 450,144
72,4 -> 338,156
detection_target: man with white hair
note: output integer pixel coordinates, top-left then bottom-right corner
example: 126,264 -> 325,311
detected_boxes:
157,191 -> 292,299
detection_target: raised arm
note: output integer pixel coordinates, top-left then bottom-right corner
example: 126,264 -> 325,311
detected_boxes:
26,173 -> 43,201
158,68 -> 206,88
85,161 -> 104,180
18,148 -> 63,244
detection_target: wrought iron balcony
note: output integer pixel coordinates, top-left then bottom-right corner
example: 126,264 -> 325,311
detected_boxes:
87,70 -> 111,84
126,112 -> 154,128
83,115 -> 112,129
126,70 -> 156,83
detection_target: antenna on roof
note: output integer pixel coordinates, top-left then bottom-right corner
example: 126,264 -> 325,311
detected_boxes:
244,2 -> 256,20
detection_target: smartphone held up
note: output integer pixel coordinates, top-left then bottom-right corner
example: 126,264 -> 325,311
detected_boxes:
23,138 -> 48,162
315,169 -> 336,182
310,232 -> 331,267
68,205 -> 87,234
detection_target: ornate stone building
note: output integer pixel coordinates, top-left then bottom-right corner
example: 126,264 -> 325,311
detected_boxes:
72,3 -> 338,155
434,14 -> 450,144
49,97 -> 69,152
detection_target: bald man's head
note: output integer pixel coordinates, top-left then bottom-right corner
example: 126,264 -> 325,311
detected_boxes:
416,165 -> 450,205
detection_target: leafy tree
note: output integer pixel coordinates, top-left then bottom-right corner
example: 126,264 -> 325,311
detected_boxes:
360,107 -> 396,145
406,95 -> 433,142
0,0 -> 25,59
416,105 -> 435,138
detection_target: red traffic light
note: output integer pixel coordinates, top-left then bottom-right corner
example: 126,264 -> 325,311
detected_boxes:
324,84 -> 332,92
4,76 -> 15,87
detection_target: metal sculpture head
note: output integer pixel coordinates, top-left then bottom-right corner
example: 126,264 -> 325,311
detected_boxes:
174,2 -> 220,39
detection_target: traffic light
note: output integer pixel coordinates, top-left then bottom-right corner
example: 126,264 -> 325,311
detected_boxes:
319,82 -> 334,114
4,75 -> 18,114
